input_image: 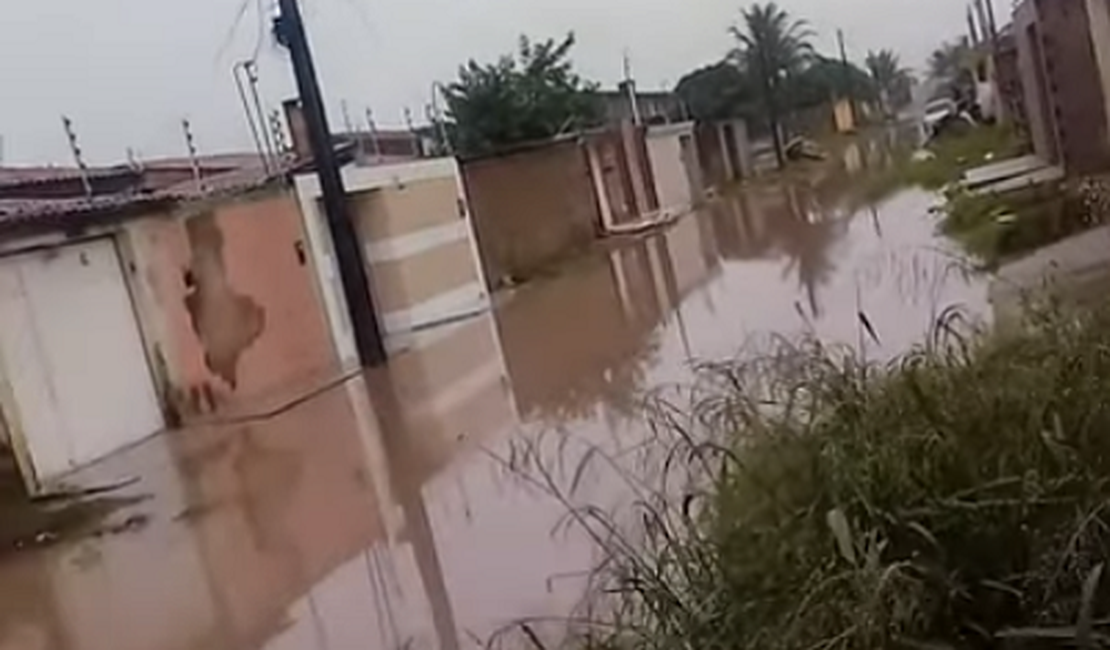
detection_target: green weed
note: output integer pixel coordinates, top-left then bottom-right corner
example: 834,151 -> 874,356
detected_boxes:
939,182 -> 1100,267
908,125 -> 1026,190
520,302 -> 1110,650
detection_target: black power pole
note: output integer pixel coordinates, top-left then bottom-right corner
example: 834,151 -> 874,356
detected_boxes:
274,0 -> 387,367
837,29 -> 857,127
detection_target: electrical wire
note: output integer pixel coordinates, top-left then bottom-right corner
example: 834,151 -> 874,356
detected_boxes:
213,0 -> 254,66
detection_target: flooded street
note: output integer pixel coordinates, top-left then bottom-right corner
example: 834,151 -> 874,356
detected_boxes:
0,145 -> 992,650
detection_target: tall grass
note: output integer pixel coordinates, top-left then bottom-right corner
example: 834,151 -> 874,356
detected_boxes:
908,125 -> 1025,190
939,180 -> 1106,267
500,302 -> 1110,650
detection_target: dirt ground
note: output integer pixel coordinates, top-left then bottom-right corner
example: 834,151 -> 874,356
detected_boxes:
0,454 -> 147,556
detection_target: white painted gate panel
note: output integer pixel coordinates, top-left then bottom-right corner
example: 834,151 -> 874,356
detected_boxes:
296,158 -> 491,361
647,124 -> 697,213
0,239 -> 163,480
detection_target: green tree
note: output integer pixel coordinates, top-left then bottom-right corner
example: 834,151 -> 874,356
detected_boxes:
865,49 -> 913,114
730,2 -> 815,169
674,61 -> 758,121
928,38 -> 972,81
443,33 -> 601,155
783,55 -> 877,110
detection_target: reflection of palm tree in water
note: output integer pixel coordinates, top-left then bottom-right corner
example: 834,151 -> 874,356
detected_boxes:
773,184 -> 845,319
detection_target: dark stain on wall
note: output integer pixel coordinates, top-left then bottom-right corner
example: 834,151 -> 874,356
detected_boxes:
149,345 -> 184,428
183,212 -> 266,389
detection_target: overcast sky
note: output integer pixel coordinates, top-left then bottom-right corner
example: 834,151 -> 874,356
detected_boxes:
0,0 -> 994,165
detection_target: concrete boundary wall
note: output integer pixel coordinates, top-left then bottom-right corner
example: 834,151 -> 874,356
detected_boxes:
295,158 -> 490,365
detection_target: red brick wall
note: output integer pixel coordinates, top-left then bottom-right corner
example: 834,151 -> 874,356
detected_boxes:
461,141 -> 601,287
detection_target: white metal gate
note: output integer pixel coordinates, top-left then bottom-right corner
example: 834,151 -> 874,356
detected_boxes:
0,239 -> 163,481
296,158 -> 490,365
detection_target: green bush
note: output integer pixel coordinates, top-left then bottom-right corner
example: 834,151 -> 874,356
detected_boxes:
573,304 -> 1110,650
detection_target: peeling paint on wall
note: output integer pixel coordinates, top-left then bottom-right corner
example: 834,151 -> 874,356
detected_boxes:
183,213 -> 266,388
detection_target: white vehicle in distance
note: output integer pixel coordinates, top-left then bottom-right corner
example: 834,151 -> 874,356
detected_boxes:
923,98 -> 958,136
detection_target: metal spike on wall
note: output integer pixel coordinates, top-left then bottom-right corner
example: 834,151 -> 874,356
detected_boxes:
61,116 -> 93,198
126,147 -> 146,172
365,108 -> 381,160
403,107 -> 419,157
181,119 -> 206,194
342,100 -> 365,163
269,109 -> 290,160
341,100 -> 355,135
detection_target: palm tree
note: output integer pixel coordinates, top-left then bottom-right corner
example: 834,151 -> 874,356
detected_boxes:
730,2 -> 814,169
865,49 -> 911,115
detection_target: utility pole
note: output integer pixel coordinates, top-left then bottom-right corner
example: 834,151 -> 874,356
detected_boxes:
967,5 -> 981,46
837,29 -> 850,89
233,61 -> 270,174
430,82 -> 453,156
274,0 -> 387,367
243,61 -> 276,164
837,29 -> 857,125
983,0 -> 999,48
622,49 -> 642,126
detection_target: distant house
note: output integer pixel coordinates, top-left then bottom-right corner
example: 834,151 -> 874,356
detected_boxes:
0,154 -> 342,488
281,98 -> 429,163
1012,0 -> 1110,174
597,81 -> 684,125
459,115 -> 745,289
334,129 -> 427,161
0,136 -> 486,492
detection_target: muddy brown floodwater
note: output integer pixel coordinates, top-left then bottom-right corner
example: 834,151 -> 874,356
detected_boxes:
0,142 -> 991,650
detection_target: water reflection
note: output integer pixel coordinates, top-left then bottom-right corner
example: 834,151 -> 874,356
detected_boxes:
0,138 -> 992,650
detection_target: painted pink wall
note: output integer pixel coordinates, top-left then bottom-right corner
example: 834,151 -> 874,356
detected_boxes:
131,191 -> 338,421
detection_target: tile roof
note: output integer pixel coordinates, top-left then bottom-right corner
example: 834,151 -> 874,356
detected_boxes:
157,164 -> 283,199
0,153 -> 282,235
0,143 -> 406,237
0,195 -> 176,235
0,165 -> 136,189
140,152 -> 271,171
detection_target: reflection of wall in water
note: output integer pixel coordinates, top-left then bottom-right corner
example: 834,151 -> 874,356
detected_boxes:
495,222 -> 725,423
662,216 -> 717,299
495,255 -> 657,423
0,308 -> 519,650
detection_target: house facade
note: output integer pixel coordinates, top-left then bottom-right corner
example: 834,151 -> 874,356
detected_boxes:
1012,0 -> 1110,173
644,122 -> 704,214
597,82 -> 684,125
461,137 -> 602,288
0,150 -> 486,491
0,158 -> 343,487
696,119 -> 752,187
